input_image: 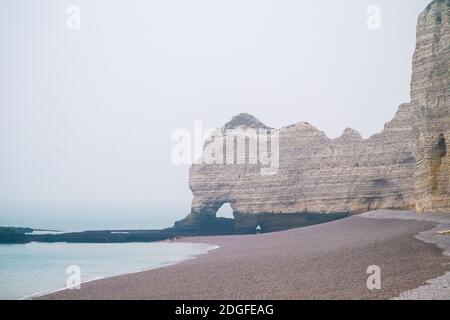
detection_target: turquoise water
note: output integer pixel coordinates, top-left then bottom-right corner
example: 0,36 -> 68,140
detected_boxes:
0,242 -> 217,300
0,212 -> 181,232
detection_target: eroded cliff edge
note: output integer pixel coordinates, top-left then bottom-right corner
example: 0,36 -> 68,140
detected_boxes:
178,105 -> 416,233
176,0 -> 450,233
413,0 -> 450,213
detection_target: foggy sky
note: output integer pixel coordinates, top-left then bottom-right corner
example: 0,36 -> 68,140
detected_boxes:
0,0 -> 431,227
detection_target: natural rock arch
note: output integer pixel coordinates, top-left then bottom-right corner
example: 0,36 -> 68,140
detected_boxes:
216,203 -> 234,219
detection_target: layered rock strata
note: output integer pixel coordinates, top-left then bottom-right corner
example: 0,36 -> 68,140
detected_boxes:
180,104 -> 416,232
176,0 -> 450,233
413,0 -> 450,213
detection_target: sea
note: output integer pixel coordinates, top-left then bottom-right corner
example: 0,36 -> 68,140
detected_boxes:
0,215 -> 217,300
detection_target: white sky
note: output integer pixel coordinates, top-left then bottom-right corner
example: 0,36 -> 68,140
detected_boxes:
0,0 -> 431,226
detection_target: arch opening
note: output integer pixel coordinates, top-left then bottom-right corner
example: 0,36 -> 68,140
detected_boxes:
216,203 -> 234,219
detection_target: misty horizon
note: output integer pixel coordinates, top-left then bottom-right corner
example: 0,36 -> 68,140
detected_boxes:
0,0 -> 431,227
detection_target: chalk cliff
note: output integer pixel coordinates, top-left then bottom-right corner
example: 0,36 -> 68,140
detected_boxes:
413,0 -> 450,213
176,0 -> 450,233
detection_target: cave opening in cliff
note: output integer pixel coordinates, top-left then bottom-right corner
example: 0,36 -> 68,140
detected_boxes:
216,203 -> 234,219
437,133 -> 447,158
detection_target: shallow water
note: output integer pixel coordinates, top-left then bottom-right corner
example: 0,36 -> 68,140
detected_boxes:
0,242 -> 216,300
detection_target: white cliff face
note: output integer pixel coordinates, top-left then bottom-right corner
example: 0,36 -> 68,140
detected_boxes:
187,105 -> 416,231
183,0 -> 450,232
413,0 -> 450,213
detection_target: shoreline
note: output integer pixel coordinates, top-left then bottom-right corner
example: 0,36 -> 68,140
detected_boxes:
26,243 -> 219,300
4,241 -> 218,300
39,210 -> 450,300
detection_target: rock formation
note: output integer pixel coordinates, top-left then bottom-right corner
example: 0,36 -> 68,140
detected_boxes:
413,0 -> 450,213
176,0 -> 450,233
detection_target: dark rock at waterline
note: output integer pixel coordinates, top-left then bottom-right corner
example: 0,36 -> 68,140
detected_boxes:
0,212 -> 348,244
174,211 -> 350,234
0,227 -> 32,244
